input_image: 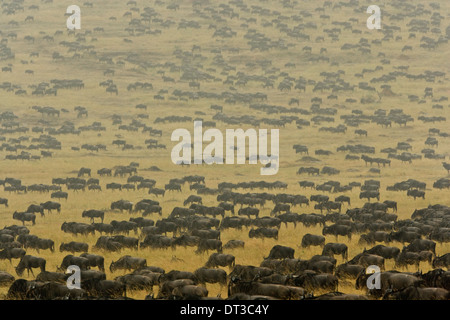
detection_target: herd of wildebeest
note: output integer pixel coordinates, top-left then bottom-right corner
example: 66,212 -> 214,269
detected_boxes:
0,0 -> 449,300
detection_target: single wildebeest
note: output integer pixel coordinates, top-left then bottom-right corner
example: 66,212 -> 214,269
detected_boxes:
183,195 -> 202,206
248,227 -> 278,240
191,229 -> 220,240
407,189 -> 425,200
388,230 -> 421,244
12,211 -> 36,226
349,252 -> 385,270
238,207 -> 260,218
195,239 -> 222,254
271,203 -> 290,216
335,195 -> 351,206
80,253 -> 105,272
383,200 -> 397,212
15,255 -> 46,277
157,279 -> 197,299
61,221 -> 95,236
160,270 -> 198,283
171,235 -> 201,249
322,224 -> 352,240
301,234 -> 326,248
82,209 -> 105,223
33,282 -> 85,300
51,191 -> 68,200
83,278 -> 126,298
204,253 -> 236,269
287,271 -> 339,293
359,190 -> 380,202
110,220 -> 138,235
0,198 -> 8,207
35,271 -> 68,284
218,202 -> 235,215
223,239 -> 245,250
78,167 -> 91,177
265,245 -> 295,260
383,286 -> 450,300
115,274 -> 154,292
0,248 -> 26,263
194,267 -> 228,287
59,255 -> 90,271
363,245 -> 400,260
395,249 -> 430,269
432,253 -> 450,269
26,204 -> 44,217
335,263 -> 365,280
143,205 -> 162,217
171,284 -> 209,299
322,243 -> 348,260
59,241 -> 89,253
228,277 -> 298,300
229,265 -> 274,282
404,239 -> 436,255
111,200 -> 133,212
110,255 -> 147,272
109,235 -> 139,250
40,201 -> 61,213
0,271 -> 15,287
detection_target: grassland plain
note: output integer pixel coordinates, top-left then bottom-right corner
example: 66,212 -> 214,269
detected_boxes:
0,0 -> 449,300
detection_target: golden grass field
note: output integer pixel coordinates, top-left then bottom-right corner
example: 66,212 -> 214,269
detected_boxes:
0,0 -> 449,299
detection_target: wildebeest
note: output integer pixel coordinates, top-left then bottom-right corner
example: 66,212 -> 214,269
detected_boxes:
249,227 -> 278,240
0,271 -> 15,287
15,255 -> 46,276
111,200 -> 133,212
322,243 -> 348,260
265,245 -> 295,260
204,253 -> 235,269
80,253 -> 105,272
183,195 -> 202,206
40,201 -> 61,213
195,239 -> 223,254
194,267 -> 227,287
0,248 -> 26,263
51,191 -> 68,200
13,212 -> 36,226
335,262 -> 365,280
78,167 -> 91,177
26,204 -> 44,217
238,207 -> 260,218
61,221 -> 95,236
228,276 -> 302,300
363,245 -> 400,260
404,239 -> 436,255
359,190 -> 380,202
157,279 -> 197,299
114,274 -> 154,292
82,209 -> 105,223
223,240 -> 245,250
110,255 -> 147,272
59,241 -> 89,253
383,285 -> 450,300
301,234 -> 326,248
322,224 -> 352,240
83,278 -> 126,298
432,253 -> 450,269
0,198 -> 8,207
287,271 -> 339,292
407,189 -> 425,199
58,255 -> 91,271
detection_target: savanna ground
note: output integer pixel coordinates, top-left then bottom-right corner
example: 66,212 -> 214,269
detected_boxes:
0,0 -> 449,299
